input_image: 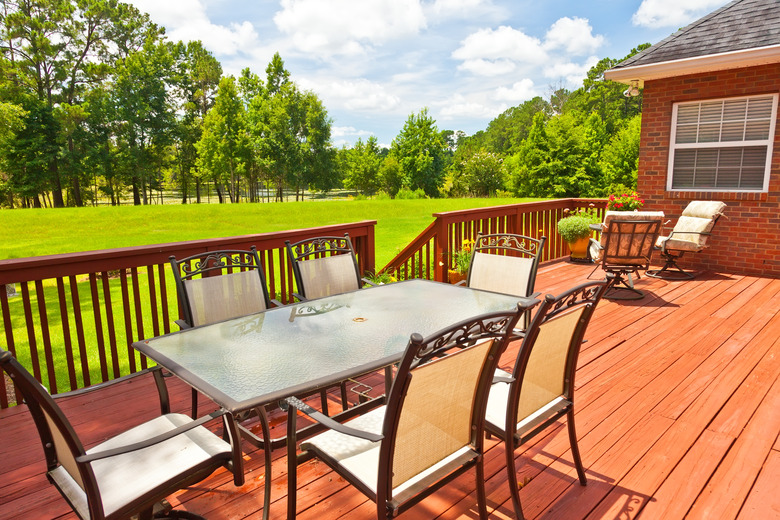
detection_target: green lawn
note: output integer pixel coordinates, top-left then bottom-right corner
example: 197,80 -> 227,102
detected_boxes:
0,197 -> 538,267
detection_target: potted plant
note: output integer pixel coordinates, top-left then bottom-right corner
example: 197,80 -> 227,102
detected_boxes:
557,207 -> 599,261
448,238 -> 474,283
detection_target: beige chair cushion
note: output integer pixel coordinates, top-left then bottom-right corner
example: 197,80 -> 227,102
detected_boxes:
657,201 -> 725,252
682,201 -> 726,219
297,253 -> 360,299
49,414 -> 232,518
184,270 -> 268,326
468,252 -> 534,297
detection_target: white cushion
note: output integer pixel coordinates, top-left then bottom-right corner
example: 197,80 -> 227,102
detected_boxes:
51,413 -> 232,518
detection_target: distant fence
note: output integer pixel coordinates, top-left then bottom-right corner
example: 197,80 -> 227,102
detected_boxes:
381,198 -> 605,281
0,221 -> 376,407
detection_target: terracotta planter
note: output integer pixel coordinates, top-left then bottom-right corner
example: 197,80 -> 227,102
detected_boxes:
567,237 -> 591,260
448,270 -> 467,284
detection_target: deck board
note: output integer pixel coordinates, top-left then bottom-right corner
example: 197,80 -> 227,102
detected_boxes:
1,261 -> 779,519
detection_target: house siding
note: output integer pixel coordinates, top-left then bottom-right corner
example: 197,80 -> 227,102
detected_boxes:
639,63 -> 780,277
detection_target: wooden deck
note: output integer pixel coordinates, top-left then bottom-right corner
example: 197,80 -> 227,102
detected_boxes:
2,261 -> 779,519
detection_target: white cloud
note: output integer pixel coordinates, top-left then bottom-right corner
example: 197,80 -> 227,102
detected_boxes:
300,78 -> 402,112
125,0 -> 260,55
495,78 -> 537,102
332,126 -> 375,138
544,17 -> 604,56
438,94 -> 505,119
274,0 -> 427,56
632,0 -> 726,28
457,58 -> 517,76
544,56 -> 599,85
427,0 -> 505,20
452,25 -> 546,62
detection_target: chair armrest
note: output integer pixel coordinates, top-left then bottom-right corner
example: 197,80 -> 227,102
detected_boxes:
52,366 -> 164,400
284,397 -> 383,442
492,375 -> 515,384
175,319 -> 192,330
291,292 -> 308,302
270,298 -> 284,307
76,410 -> 228,463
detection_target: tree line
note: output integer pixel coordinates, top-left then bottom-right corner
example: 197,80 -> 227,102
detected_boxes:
0,0 -> 649,208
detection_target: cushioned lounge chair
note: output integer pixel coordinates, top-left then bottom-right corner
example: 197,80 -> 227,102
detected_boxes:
646,201 -> 726,280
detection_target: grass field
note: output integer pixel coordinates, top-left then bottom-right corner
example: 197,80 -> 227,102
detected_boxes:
0,197 -> 537,266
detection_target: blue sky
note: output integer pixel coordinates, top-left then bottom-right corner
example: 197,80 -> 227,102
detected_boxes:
126,0 -> 729,147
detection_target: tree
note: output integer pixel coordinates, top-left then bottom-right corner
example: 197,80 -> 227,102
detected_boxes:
449,150 -> 506,197
112,39 -> 175,205
342,136 -> 382,196
599,114 -> 641,194
390,108 -> 447,197
247,53 -> 334,201
196,75 -> 247,203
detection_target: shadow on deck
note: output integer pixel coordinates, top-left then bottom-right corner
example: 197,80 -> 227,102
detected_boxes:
2,260 -> 779,519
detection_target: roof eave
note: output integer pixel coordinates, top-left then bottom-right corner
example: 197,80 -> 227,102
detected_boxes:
604,44 -> 780,87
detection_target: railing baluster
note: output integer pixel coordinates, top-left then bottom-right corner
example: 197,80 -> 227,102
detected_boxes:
56,278 -> 78,390
158,264 -> 171,335
19,282 -> 42,383
88,273 -> 109,383
147,266 -> 161,339
1,286 -> 15,406
120,270 -> 138,373
68,275 -> 90,387
101,271 -> 120,379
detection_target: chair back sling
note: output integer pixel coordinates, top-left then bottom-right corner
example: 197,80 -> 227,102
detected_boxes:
285,234 -> 364,300
467,233 -> 546,298
184,269 -> 269,326
170,247 -> 273,328
295,253 -> 361,299
0,348 -> 237,520
484,279 -> 610,520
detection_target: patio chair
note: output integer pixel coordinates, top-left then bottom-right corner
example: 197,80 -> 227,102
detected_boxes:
285,234 -> 376,301
0,347 -> 242,520
462,233 -> 546,328
588,211 -> 664,300
283,303 -> 533,519
170,247 -> 284,418
484,278 -> 610,520
646,201 -> 727,280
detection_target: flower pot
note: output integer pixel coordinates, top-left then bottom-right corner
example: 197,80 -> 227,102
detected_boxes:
567,237 -> 591,261
448,269 -> 467,284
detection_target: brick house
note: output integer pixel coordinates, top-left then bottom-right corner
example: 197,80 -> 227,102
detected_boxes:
605,0 -> 780,276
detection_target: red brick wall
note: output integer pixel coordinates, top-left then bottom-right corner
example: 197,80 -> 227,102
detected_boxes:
638,63 -> 780,277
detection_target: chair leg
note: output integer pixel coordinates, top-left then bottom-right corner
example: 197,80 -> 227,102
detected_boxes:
256,406 -> 273,520
505,435 -> 526,520
191,388 -> 198,419
646,252 -> 696,280
475,456 -> 489,520
604,271 -> 645,300
567,408 -> 587,486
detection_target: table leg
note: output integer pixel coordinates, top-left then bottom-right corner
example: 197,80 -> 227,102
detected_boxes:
287,405 -> 298,519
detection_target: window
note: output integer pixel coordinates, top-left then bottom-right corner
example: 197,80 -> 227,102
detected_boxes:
668,94 -> 777,192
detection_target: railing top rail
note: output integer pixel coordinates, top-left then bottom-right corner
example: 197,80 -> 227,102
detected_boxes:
431,198 -> 605,219
0,220 -> 377,284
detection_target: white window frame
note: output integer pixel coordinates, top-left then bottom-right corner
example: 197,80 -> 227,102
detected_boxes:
667,93 -> 778,192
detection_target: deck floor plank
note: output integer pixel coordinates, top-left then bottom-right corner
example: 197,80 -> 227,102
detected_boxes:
2,262 -> 779,519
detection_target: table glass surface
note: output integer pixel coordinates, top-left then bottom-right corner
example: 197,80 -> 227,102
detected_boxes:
136,279 -> 524,411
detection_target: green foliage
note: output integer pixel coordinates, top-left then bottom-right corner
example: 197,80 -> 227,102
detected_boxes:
395,187 -> 427,199
599,115 -> 641,194
390,108 -> 447,197
340,136 -> 383,195
447,150 -> 506,197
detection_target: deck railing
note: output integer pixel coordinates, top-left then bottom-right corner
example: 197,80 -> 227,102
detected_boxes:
0,221 -> 376,407
381,198 -> 605,282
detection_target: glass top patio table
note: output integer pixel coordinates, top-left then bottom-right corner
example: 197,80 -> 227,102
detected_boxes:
134,279 -> 528,414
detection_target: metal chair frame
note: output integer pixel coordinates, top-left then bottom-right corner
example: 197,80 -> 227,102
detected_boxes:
485,278 -> 610,519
